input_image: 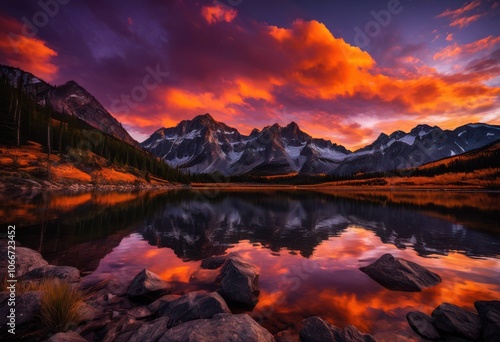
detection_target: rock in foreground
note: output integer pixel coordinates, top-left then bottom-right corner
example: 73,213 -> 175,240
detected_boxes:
127,269 -> 171,301
20,265 -> 80,283
217,253 -> 260,306
189,268 -> 219,285
157,291 -> 231,328
406,311 -> 440,341
0,246 -> 48,279
300,316 -> 375,342
431,303 -> 481,341
0,291 -> 42,328
201,255 -> 227,270
159,313 -> 275,342
474,300 -> 500,342
359,254 -> 441,292
46,331 -> 87,342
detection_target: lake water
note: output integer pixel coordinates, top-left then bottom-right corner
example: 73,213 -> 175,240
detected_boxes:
3,189 -> 500,341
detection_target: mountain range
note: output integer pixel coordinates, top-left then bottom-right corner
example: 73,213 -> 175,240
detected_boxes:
2,64 -> 499,178
141,114 -> 500,176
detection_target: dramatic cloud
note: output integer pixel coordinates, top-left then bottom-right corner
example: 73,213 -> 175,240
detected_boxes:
0,16 -> 58,81
114,5 -> 500,148
1,0 -> 498,149
433,35 -> 500,60
201,3 -> 238,24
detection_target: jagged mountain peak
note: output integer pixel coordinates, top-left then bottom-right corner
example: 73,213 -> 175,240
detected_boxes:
192,113 -> 216,124
142,114 -> 500,176
1,65 -> 138,146
410,124 -> 433,135
50,80 -> 138,146
61,80 -> 79,87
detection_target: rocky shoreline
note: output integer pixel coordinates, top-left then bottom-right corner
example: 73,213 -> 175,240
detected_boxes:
1,243 -> 498,341
0,180 -> 181,194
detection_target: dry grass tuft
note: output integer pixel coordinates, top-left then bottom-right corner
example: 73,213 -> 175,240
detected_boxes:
39,278 -> 84,332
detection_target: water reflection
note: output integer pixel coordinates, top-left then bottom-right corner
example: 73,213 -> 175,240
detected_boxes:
141,191 -> 500,259
3,189 -> 500,340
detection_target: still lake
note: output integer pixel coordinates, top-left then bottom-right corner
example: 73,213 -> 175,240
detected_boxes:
3,189 -> 500,340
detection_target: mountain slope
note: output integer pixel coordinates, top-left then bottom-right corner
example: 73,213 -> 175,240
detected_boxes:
0,65 -> 189,187
49,80 -> 137,146
0,65 -> 137,146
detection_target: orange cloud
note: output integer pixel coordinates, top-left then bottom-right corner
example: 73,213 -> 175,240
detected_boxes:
0,15 -> 58,81
161,77 -> 280,124
269,20 -> 375,99
445,33 -> 453,41
433,35 -> 500,60
201,3 -> 237,24
437,0 -> 484,29
450,13 -> 484,28
437,0 -> 481,18
120,18 -> 500,149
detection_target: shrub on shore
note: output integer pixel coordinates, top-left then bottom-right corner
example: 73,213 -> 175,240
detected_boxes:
39,278 -> 84,332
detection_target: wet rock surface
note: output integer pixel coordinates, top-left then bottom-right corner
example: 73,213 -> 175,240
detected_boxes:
156,291 -> 231,328
299,316 -> 376,342
406,311 -> 441,341
20,265 -> 80,283
216,253 -> 260,306
360,253 -> 441,292
158,313 -> 275,342
126,269 -> 171,301
431,303 -> 482,341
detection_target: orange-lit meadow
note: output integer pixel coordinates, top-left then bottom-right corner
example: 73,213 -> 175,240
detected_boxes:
0,141 -> 156,188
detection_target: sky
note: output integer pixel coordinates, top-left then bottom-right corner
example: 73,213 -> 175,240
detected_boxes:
1,0 -> 499,149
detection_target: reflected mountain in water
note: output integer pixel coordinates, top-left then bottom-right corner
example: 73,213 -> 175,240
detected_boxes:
141,191 -> 500,260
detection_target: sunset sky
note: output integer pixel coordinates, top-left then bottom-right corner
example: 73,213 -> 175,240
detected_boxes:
1,0 -> 499,149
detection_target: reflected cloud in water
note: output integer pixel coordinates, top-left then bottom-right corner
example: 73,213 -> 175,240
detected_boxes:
7,189 -> 500,339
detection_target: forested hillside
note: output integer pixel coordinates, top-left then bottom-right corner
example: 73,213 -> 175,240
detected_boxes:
0,73 -> 190,187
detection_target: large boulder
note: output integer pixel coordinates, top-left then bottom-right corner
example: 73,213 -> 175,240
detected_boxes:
275,329 -> 299,342
20,265 -> 80,283
300,316 -> 342,342
201,255 -> 227,269
343,325 -> 376,342
46,331 -> 87,342
359,254 -> 441,292
299,316 -> 375,342
127,306 -> 154,320
216,253 -> 260,306
475,300 -> 500,319
157,291 -> 231,328
101,315 -> 143,342
475,300 -> 500,315
475,300 -> 500,342
158,313 -> 275,342
0,245 -> 48,279
406,311 -> 440,341
127,317 -> 170,342
126,269 -> 171,301
0,291 -> 42,333
431,303 -> 481,341
481,310 -> 500,342
147,294 -> 182,314
189,268 -> 219,285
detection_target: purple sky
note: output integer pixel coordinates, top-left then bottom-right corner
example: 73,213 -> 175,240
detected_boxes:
1,0 -> 499,148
